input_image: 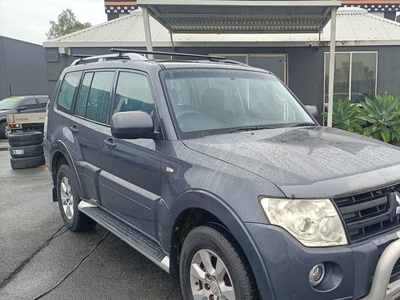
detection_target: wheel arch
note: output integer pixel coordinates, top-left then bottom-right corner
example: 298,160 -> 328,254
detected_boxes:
162,190 -> 276,300
0,119 -> 8,139
49,140 -> 84,197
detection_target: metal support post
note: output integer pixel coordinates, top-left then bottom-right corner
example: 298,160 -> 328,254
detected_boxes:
327,7 -> 337,127
142,6 -> 154,59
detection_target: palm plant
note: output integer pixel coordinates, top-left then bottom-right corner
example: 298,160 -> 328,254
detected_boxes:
322,98 -> 363,133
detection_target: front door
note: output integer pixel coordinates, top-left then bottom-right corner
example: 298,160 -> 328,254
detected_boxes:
99,70 -> 162,238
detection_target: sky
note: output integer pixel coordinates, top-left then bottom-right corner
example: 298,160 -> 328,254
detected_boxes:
0,0 -> 108,45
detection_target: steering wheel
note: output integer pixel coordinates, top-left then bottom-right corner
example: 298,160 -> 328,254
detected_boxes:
175,109 -> 201,123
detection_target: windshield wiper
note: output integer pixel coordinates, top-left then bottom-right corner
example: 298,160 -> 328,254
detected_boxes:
228,126 -> 274,133
290,122 -> 316,127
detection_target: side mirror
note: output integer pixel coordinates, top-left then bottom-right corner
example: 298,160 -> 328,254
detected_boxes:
111,111 -> 157,139
305,105 -> 318,118
17,105 -> 27,112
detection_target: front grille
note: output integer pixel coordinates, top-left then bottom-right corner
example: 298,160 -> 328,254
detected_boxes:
333,184 -> 400,243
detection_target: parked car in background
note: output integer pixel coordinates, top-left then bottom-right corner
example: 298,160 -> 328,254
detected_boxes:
0,95 -> 49,139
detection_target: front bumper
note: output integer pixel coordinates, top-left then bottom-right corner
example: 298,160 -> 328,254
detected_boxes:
246,223 -> 400,300
359,233 -> 400,300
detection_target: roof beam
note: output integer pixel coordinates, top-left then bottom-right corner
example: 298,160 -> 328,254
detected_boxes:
139,0 -> 341,7
167,29 -> 323,34
155,13 -> 330,19
164,22 -> 326,27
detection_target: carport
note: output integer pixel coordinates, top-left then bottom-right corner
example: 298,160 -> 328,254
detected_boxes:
137,0 -> 341,126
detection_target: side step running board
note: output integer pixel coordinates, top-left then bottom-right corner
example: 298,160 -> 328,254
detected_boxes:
78,201 -> 170,273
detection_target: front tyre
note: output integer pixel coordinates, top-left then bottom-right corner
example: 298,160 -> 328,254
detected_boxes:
57,164 -> 96,232
180,224 -> 258,300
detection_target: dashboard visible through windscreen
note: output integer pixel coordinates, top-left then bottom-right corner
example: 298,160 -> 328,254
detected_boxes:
162,69 -> 314,139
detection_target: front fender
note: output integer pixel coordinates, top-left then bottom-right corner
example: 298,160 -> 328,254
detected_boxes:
160,189 -> 277,300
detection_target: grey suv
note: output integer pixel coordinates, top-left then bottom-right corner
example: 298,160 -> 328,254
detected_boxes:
44,49 -> 400,300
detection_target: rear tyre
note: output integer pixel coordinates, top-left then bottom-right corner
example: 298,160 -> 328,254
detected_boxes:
5,124 -> 11,139
9,143 -> 44,158
10,155 -> 45,169
57,164 -> 97,232
8,131 -> 43,147
180,224 -> 258,300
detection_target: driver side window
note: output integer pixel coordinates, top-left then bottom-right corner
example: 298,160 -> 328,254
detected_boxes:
113,72 -> 155,116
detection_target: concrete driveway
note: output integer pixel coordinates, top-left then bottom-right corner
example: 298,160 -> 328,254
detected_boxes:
0,143 -> 182,300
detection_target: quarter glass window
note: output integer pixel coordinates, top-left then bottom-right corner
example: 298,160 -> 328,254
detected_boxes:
58,72 -> 82,112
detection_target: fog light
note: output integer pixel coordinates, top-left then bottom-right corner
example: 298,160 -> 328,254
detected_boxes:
309,263 -> 325,287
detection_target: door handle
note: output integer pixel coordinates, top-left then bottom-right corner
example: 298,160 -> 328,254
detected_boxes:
70,125 -> 78,133
103,138 -> 116,149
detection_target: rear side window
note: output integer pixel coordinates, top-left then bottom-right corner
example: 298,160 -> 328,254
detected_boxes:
19,99 -> 38,110
113,72 -> 155,116
57,72 -> 82,112
78,71 -> 114,124
75,72 -> 94,118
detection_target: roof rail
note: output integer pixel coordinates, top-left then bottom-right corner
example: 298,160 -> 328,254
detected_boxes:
70,49 -> 247,67
109,48 -> 226,62
223,59 -> 249,67
71,52 -> 147,66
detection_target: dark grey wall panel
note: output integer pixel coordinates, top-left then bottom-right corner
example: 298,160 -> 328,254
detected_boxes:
45,48 -> 67,98
0,37 -> 8,99
0,36 -> 48,99
45,49 -> 60,62
286,47 -> 324,115
373,46 -> 400,96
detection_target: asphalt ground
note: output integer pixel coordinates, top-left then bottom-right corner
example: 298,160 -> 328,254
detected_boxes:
0,139 -> 8,152
0,141 -> 182,300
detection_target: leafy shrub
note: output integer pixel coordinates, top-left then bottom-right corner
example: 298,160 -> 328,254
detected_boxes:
359,92 -> 400,143
322,98 -> 363,133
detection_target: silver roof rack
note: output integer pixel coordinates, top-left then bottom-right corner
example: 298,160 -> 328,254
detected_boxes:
71,49 -> 248,66
109,48 -> 226,62
71,52 -> 147,66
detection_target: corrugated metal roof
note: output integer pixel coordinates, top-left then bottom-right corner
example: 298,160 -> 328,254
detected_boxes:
139,1 -> 340,34
321,8 -> 400,44
43,8 -> 400,48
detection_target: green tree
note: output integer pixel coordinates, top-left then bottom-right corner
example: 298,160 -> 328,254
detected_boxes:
46,9 -> 91,40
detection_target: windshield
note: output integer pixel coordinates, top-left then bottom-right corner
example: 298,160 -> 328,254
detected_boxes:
162,69 -> 314,139
0,97 -> 20,110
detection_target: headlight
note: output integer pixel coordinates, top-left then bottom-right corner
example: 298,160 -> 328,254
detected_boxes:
260,198 -> 348,247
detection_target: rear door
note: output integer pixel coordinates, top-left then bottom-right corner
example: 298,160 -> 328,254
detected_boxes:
71,70 -> 115,202
99,70 -> 162,238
